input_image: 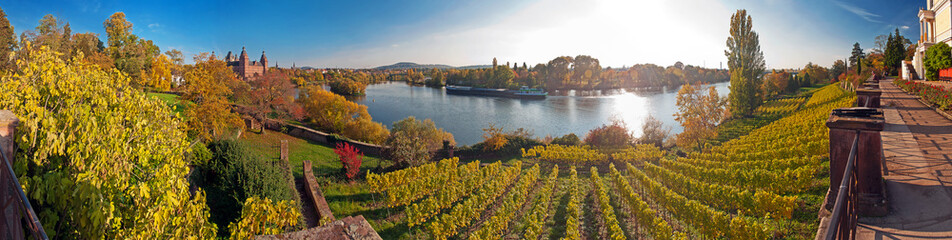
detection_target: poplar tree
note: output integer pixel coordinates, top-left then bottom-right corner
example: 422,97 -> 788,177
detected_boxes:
725,9 -> 765,116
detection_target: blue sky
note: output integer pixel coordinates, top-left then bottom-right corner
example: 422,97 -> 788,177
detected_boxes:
0,0 -> 925,69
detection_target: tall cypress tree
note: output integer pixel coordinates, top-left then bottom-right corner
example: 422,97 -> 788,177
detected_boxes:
884,29 -> 905,76
0,7 -> 15,71
725,9 -> 765,117
850,43 -> 865,73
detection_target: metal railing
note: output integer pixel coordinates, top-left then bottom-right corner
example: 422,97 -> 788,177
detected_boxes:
824,132 -> 860,240
0,147 -> 48,240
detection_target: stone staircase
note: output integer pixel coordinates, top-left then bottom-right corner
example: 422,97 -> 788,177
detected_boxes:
904,61 -> 920,80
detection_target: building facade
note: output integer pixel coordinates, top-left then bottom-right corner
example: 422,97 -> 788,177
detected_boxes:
913,0 -> 952,79
225,47 -> 268,80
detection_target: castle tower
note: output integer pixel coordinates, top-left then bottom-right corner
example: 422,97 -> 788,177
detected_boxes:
225,51 -> 233,62
239,47 -> 249,64
260,51 -> 269,73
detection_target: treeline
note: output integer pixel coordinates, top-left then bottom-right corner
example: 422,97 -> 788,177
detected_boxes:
419,56 -> 729,90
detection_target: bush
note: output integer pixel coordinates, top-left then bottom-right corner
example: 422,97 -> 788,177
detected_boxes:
469,126 -> 543,156
200,140 -> 302,237
335,143 -> 363,180
551,133 -> 582,146
584,119 -> 634,149
638,115 -> 670,148
925,42 -> 952,81
385,117 -> 455,167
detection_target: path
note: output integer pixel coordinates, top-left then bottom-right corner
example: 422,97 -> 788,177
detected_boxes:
855,80 -> 952,239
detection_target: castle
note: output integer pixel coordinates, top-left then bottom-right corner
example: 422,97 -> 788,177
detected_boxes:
225,47 -> 268,80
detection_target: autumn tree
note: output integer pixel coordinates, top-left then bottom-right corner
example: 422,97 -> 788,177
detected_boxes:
145,54 -> 173,91
725,9 -> 765,116
242,71 -> 301,120
227,197 -> 301,240
573,55 -> 601,88
674,83 -> 727,149
297,85 -> 390,143
182,53 -> 244,140
762,70 -> 791,98
0,7 -> 13,70
0,45 -> 217,239
70,32 -> 114,69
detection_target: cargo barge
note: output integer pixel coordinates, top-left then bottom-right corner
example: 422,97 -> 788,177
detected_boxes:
445,86 -> 547,100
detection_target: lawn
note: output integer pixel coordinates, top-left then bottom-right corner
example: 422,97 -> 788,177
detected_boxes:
237,129 -> 389,178
146,92 -> 189,114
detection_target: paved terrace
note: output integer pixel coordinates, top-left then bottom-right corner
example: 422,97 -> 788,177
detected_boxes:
855,80 -> 952,239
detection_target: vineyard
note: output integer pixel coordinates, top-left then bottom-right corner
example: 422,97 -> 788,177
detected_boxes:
357,84 -> 852,239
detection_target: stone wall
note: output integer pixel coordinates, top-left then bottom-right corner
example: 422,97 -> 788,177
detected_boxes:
253,216 -> 381,240
302,160 -> 335,223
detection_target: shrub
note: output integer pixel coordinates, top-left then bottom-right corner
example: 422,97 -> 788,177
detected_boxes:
551,133 -> 582,146
384,117 -> 455,167
200,140 -> 302,237
482,123 -> 509,151
638,115 -> 670,148
584,119 -> 634,149
335,143 -> 364,180
925,42 -> 952,81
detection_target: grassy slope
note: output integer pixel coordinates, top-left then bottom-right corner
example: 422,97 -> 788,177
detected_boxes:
146,92 -> 189,114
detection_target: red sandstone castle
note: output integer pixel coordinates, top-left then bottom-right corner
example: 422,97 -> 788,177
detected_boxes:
225,47 -> 268,80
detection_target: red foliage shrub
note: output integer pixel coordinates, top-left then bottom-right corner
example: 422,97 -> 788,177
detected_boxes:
335,142 -> 363,180
583,120 -> 634,149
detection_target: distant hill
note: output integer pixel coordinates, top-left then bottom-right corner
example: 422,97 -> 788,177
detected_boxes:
373,62 -> 494,70
375,62 -> 456,70
457,65 -> 492,69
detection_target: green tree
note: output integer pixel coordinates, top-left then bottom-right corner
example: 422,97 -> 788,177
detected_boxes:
725,9 -> 765,116
925,42 -> 952,81
104,12 -> 159,81
849,42 -> 865,73
0,45 -> 217,239
0,7 -> 14,70
884,29 -> 906,76
830,60 -> 847,81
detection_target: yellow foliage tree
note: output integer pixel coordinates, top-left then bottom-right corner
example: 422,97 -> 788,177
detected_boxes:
146,54 -> 173,91
297,85 -> 389,143
228,197 -> 301,240
674,83 -> 727,149
183,52 -> 244,141
0,45 -> 217,238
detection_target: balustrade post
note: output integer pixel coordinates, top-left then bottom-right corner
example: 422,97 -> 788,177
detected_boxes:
0,110 -> 23,239
856,89 -> 882,108
824,108 -> 888,216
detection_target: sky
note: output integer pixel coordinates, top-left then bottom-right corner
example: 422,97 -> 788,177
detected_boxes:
0,0 -> 926,69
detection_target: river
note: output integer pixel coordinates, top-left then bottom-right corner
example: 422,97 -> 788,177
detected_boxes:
348,81 -> 731,146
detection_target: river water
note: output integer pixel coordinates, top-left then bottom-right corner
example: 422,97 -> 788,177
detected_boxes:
349,81 -> 731,146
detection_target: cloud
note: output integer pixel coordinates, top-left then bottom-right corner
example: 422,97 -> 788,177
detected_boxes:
901,25 -> 910,30
148,23 -> 163,33
833,1 -> 882,23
